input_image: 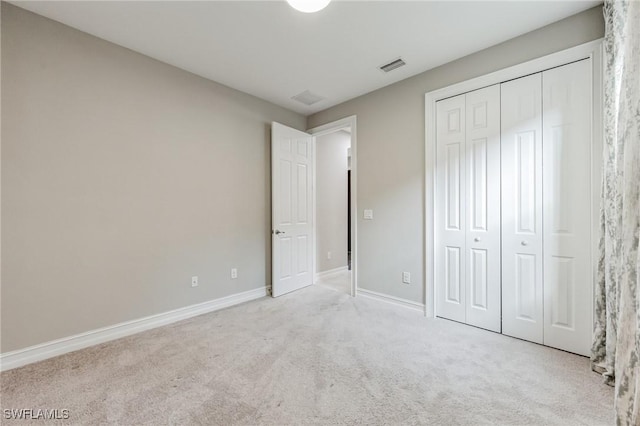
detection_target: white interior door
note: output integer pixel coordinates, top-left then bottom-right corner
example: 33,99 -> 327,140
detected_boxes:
435,94 -> 466,323
465,85 -> 501,333
542,59 -> 592,356
271,122 -> 314,297
501,73 -> 544,344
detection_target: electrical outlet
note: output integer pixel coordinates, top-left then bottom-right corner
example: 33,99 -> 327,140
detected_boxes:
327,251 -> 332,260
191,276 -> 198,287
363,209 -> 373,220
231,268 -> 238,279
402,272 -> 411,284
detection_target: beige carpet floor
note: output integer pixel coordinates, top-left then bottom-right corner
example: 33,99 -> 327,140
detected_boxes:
316,269 -> 351,295
1,282 -> 613,425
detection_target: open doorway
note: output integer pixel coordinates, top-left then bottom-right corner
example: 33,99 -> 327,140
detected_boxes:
309,116 -> 357,297
314,130 -> 350,294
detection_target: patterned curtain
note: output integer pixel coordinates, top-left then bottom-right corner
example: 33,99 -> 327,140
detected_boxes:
591,0 -> 640,424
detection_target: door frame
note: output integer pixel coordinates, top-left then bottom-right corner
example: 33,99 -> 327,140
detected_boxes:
308,116 -> 358,297
424,39 -> 603,318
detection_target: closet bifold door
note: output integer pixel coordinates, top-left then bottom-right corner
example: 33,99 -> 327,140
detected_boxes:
436,94 -> 466,323
501,73 -> 544,344
542,59 -> 592,356
436,85 -> 501,331
465,85 -> 501,333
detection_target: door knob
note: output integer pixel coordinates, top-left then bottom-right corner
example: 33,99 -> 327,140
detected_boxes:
274,229 -> 285,235
521,241 -> 528,246
474,237 -> 481,242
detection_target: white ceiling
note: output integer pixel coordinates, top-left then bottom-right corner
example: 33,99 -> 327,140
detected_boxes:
11,0 -> 600,115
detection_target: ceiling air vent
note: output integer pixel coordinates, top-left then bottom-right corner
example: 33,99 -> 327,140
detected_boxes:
379,58 -> 406,73
292,90 -> 325,106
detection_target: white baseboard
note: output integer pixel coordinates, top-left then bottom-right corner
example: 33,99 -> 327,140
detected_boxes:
0,286 -> 269,372
314,266 -> 349,282
357,288 -> 425,314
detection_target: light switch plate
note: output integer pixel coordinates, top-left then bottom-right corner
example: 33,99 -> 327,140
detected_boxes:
363,209 -> 373,220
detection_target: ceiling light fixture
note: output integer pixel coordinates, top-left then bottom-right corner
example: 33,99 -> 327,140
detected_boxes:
286,0 -> 331,13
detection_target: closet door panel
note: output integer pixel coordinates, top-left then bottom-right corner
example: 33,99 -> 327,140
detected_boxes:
542,59 -> 592,356
436,95 -> 466,323
501,73 -> 544,344
465,84 -> 501,332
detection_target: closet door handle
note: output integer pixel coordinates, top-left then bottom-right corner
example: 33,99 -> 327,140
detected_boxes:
521,241 -> 528,246
474,237 -> 481,242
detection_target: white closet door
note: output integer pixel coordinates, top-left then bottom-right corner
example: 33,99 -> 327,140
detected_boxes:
436,94 -> 466,323
501,73 -> 544,344
542,59 -> 592,356
465,85 -> 501,332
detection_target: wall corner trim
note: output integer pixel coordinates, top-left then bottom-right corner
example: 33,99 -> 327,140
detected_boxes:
0,286 -> 270,372
357,288 -> 425,313
315,266 -> 349,282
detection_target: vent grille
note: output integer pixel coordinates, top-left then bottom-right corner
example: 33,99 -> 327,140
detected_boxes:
379,58 -> 406,73
291,90 -> 325,106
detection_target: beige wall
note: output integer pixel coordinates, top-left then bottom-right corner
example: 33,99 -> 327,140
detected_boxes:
0,3 -> 305,352
316,131 -> 350,273
308,6 -> 604,304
